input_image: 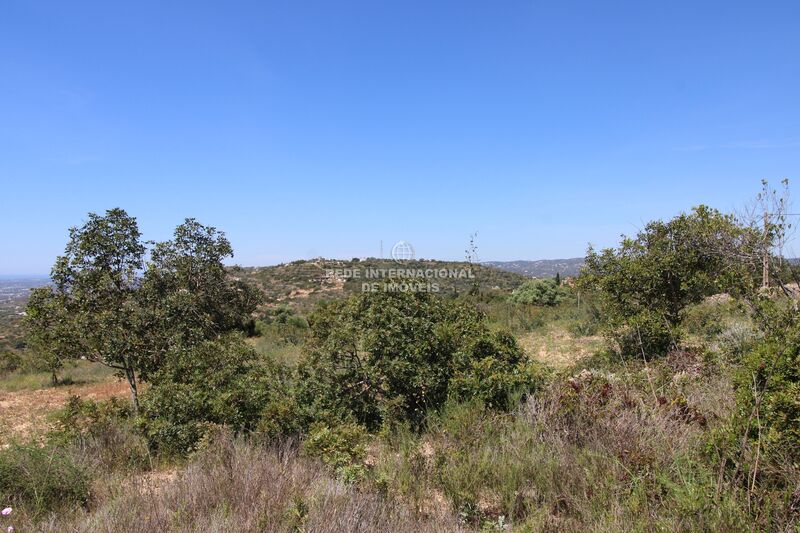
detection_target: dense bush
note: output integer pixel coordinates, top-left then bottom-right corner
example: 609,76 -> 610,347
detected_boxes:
510,278 -> 567,306
0,351 -> 22,375
580,206 -> 759,359
261,305 -> 310,329
0,444 -> 90,517
139,333 -> 295,456
295,290 -> 545,429
302,422 -> 370,482
449,331 -> 548,409
734,319 -> 800,466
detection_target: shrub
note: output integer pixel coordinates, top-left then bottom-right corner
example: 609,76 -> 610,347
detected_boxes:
0,351 -> 22,375
295,290 -> 546,429
613,310 -> 677,360
449,331 -> 549,409
139,333 -> 296,456
510,279 -> 567,306
374,360 -> 747,531
302,422 -> 369,481
0,444 -> 90,517
734,324 -> 800,466
49,396 -> 150,472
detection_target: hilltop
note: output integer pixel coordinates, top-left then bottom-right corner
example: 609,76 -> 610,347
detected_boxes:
231,258 -> 529,312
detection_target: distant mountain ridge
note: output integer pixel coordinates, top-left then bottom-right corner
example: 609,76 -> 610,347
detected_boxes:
482,258 -> 585,278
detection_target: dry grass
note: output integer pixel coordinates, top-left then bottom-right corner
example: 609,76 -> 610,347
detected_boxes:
0,360 -> 116,393
0,374 -> 128,446
28,436 -> 464,533
519,324 -> 604,367
372,354 -> 749,530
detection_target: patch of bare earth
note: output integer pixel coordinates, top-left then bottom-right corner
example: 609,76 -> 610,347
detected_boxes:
520,327 -> 604,368
0,379 -> 129,445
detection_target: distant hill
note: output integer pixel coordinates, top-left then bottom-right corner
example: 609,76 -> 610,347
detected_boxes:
482,258 -> 585,278
232,258 -> 529,312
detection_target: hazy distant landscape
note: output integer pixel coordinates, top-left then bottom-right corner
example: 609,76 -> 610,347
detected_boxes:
482,258 -> 585,278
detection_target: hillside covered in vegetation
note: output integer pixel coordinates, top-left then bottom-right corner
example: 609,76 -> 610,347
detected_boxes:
2,183 -> 800,532
232,258 -> 529,311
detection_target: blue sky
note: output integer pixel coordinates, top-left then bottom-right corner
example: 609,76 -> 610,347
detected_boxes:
1,1 -> 799,275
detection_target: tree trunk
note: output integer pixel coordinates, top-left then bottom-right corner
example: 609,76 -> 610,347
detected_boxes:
51,369 -> 59,386
125,366 -> 139,412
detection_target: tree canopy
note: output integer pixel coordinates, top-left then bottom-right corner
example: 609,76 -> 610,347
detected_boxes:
25,209 -> 261,409
579,205 -> 760,357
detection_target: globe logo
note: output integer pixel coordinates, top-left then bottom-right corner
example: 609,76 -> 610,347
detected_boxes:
391,240 -> 415,262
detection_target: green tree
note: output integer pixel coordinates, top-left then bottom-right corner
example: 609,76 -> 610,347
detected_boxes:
23,286 -> 73,385
137,219 -> 262,377
510,278 -> 567,306
25,210 -> 262,410
579,205 -> 759,358
25,208 -> 147,406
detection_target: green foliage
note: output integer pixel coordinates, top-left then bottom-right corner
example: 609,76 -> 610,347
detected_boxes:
139,334 -> 294,456
296,290 -> 545,429
254,307 -> 309,346
138,219 -> 263,377
24,210 -> 262,409
24,208 -> 146,401
50,396 -> 134,443
510,278 -> 567,306
262,305 -> 309,328
0,351 -> 22,375
449,331 -> 549,409
21,286 -> 73,384
0,444 -> 90,517
734,319 -> 800,465
49,396 -> 150,472
580,205 -> 758,358
302,422 -> 369,481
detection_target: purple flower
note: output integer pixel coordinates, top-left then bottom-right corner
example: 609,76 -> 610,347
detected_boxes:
0,508 -> 10,516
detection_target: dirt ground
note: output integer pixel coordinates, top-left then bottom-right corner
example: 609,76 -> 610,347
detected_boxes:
520,326 -> 604,368
0,379 -> 129,445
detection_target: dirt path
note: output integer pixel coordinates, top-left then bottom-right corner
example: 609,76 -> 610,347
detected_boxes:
0,380 -> 129,445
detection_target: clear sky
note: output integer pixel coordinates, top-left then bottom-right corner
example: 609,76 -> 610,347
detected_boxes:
1,1 -> 799,275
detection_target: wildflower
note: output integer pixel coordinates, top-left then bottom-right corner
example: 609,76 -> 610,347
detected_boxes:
0,508 -> 10,516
